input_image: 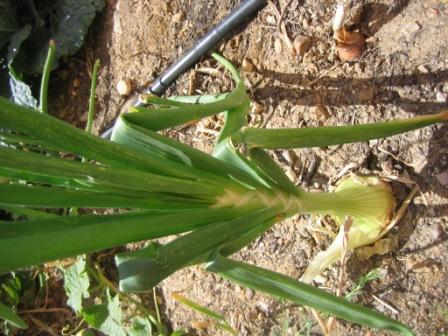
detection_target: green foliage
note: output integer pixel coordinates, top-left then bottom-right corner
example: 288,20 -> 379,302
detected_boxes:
81,290 -> 126,336
0,271 -> 45,332
0,52 -> 445,335
128,316 -> 153,336
0,0 -> 104,103
172,292 -> 236,335
0,300 -> 27,330
345,269 -> 381,302
63,256 -> 90,313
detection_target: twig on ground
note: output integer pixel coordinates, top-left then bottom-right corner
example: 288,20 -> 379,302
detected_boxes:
20,307 -> 72,315
327,216 -> 352,333
267,0 -> 296,55
27,315 -> 58,336
311,308 -> 330,336
372,295 -> 400,314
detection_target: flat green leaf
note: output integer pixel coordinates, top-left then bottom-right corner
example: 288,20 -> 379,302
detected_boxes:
126,89 -> 244,132
128,316 -> 153,336
123,52 -> 246,133
232,111 -> 448,149
0,273 -> 21,306
0,97 -> 234,181
117,207 -> 280,292
0,207 -> 248,274
112,117 -> 264,190
22,0 -> 105,74
213,138 -> 272,189
0,205 -> 56,219
0,147 -> 223,199
248,147 -> 299,196
0,183 -> 211,210
63,256 -> 90,313
0,300 -> 27,329
82,290 -> 126,336
206,254 -> 414,336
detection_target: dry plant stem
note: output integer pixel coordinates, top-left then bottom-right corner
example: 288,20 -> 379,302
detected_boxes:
152,287 -> 162,324
62,318 -> 86,336
327,216 -> 352,333
268,0 -> 296,55
311,308 -> 330,336
379,185 -> 419,239
20,307 -> 72,315
27,315 -> 58,336
372,295 -> 400,314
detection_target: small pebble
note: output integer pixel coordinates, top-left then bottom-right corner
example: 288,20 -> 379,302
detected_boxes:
266,15 -> 276,25
242,58 -> 254,72
116,79 -> 132,96
172,12 -> 184,23
404,21 -> 421,35
246,289 -> 255,300
274,38 -> 282,54
417,65 -> 429,73
293,35 -> 312,56
436,91 -> 448,103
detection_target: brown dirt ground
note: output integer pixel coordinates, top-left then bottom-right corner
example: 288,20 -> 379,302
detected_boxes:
41,0 -> 448,335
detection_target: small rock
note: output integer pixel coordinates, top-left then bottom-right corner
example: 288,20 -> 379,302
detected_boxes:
274,38 -> 282,54
417,65 -> 429,73
116,79 -> 132,96
426,8 -> 439,18
403,21 -> 421,36
302,18 -> 309,30
266,15 -> 276,25
257,301 -> 272,316
172,12 -> 184,23
436,91 -> 448,103
246,289 -> 255,300
293,35 -> 312,56
435,169 -> 448,186
429,222 -> 445,239
241,58 -> 255,72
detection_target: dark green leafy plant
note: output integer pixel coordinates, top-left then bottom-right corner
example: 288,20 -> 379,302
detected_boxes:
0,52 -> 446,335
0,0 -> 104,103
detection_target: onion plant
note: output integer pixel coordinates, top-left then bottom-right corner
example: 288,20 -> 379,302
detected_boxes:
0,52 -> 446,335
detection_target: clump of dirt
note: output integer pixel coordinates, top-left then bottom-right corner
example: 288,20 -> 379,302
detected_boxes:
48,0 -> 448,335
